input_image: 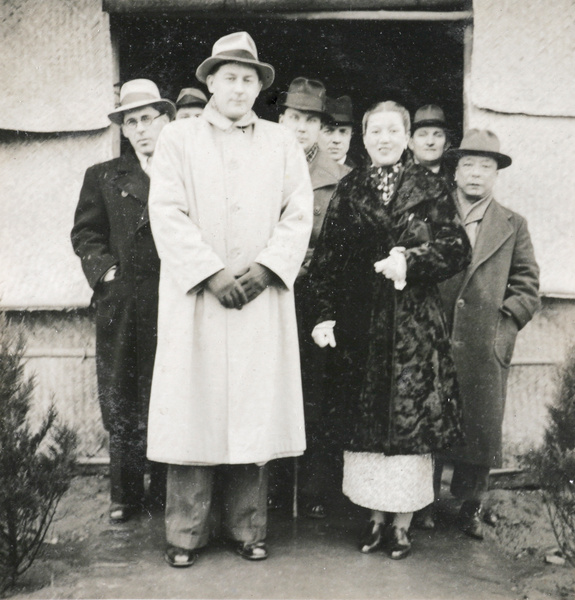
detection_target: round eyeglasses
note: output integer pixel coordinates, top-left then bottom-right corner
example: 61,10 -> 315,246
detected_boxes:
122,113 -> 163,132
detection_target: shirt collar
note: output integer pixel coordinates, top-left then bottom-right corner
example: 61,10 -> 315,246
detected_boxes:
135,151 -> 151,172
456,189 -> 493,224
202,98 -> 258,131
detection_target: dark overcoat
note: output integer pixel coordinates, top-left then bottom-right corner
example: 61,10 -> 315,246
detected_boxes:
71,150 -> 159,432
309,160 -> 472,455
439,198 -> 540,468
297,149 -> 348,423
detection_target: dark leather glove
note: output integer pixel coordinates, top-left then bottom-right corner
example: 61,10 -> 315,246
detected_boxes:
236,263 -> 276,304
205,268 -> 248,309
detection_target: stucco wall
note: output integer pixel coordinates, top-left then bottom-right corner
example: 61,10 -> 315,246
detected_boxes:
469,0 -> 575,296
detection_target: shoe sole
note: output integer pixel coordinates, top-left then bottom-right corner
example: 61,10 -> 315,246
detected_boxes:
164,552 -> 196,568
389,548 -> 412,560
236,548 -> 268,561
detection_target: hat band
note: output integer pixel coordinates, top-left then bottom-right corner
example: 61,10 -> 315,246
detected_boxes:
121,91 -> 160,106
215,49 -> 258,61
284,92 -> 324,113
178,95 -> 206,107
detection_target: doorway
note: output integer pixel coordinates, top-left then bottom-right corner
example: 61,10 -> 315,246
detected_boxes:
112,14 -> 464,161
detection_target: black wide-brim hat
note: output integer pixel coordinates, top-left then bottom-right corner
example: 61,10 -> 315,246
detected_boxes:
446,128 -> 512,169
196,31 -> 275,90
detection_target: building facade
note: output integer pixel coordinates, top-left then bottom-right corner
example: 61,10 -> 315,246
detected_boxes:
1,0 -> 574,464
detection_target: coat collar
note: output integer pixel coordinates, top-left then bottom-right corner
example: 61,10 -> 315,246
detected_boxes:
202,98 -> 258,131
389,161 -> 446,217
468,197 -> 513,271
309,149 -> 342,190
112,150 -> 150,206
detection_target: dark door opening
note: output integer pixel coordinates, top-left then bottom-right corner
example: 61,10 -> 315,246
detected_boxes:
112,15 -> 464,161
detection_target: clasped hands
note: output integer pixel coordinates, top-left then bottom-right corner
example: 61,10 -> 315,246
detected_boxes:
205,263 -> 275,309
374,246 -> 407,290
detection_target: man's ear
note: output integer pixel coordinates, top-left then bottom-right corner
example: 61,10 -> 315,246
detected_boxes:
443,139 -> 452,152
206,74 -> 215,94
408,138 -> 415,152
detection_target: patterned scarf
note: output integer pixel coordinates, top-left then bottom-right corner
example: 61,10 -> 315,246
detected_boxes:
368,161 -> 402,204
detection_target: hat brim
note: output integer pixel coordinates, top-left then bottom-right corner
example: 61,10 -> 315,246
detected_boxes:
412,119 -> 449,133
280,94 -> 330,118
446,148 -> 512,170
325,116 -> 354,126
196,57 -> 275,90
108,99 -> 176,125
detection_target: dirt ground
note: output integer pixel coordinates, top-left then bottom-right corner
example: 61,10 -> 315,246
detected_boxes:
4,474 -> 574,600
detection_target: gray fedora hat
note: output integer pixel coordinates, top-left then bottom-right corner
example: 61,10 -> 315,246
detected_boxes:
281,77 -> 328,115
176,87 -> 208,108
108,79 -> 176,125
195,32 -> 275,90
448,128 -> 512,169
412,104 -> 448,133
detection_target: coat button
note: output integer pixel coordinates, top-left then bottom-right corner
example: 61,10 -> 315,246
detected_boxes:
313,207 -> 321,216
456,299 -> 466,308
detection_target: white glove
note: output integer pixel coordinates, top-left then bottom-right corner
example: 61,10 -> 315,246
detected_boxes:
374,247 -> 407,290
312,320 -> 336,348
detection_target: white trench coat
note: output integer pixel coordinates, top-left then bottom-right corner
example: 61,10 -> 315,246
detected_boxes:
147,104 -> 313,466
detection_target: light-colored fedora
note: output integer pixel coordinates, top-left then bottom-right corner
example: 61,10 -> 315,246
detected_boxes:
195,31 -> 275,90
176,87 -> 208,108
281,77 -> 328,115
412,104 -> 449,133
108,79 -> 176,125
448,128 -> 512,169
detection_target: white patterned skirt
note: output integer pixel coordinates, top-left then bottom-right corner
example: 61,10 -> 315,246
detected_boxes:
342,451 -> 434,513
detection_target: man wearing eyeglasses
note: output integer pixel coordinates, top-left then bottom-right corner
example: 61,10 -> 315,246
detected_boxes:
71,79 -> 175,525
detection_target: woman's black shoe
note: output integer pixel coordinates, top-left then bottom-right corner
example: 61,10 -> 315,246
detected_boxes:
389,527 -> 412,560
359,520 -> 385,554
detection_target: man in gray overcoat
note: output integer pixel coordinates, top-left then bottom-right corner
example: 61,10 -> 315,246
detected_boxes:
71,79 -> 175,524
438,129 -> 540,539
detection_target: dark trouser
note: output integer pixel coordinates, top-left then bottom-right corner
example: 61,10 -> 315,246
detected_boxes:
431,459 -> 490,505
450,461 -> 490,503
166,464 -> 268,551
299,423 -> 342,506
108,419 -> 166,509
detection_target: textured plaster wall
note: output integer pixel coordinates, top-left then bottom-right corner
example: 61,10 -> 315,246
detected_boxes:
469,0 -> 575,296
0,130 -> 113,309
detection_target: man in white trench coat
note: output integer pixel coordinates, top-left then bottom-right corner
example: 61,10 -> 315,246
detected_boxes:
147,31 -> 313,567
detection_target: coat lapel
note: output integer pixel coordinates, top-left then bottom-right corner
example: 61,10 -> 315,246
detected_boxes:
112,151 -> 151,228
461,199 -> 513,285
309,150 -> 341,190
113,152 -> 150,206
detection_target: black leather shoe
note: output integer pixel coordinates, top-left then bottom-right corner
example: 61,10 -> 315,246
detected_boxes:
359,520 -> 385,554
164,546 -> 197,568
304,502 -> 327,519
109,505 -> 137,524
458,501 -> 484,540
236,541 -> 268,561
389,527 -> 412,560
483,508 -> 498,527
